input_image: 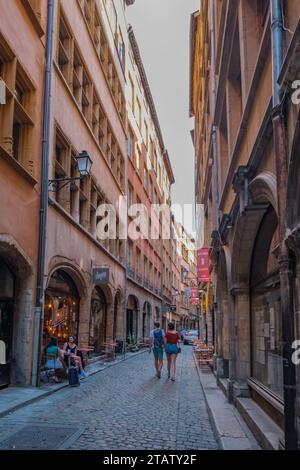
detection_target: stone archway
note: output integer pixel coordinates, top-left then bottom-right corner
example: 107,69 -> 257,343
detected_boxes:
230,172 -> 279,397
216,246 -> 231,378
142,301 -> 151,340
126,295 -> 139,343
113,290 -> 123,341
89,286 -> 108,354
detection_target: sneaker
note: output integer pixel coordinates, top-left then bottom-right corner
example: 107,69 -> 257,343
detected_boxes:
157,371 -> 161,379
79,370 -> 88,379
171,376 -> 175,382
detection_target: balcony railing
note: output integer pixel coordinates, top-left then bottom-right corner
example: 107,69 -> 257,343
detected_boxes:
144,279 -> 149,288
136,273 -> 142,284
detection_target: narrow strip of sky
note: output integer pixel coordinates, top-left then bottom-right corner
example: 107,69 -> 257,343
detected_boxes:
127,0 -> 199,234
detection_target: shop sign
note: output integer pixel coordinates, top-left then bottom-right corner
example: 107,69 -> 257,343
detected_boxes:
170,305 -> 177,312
197,248 -> 210,283
190,287 -> 199,306
92,267 -> 110,285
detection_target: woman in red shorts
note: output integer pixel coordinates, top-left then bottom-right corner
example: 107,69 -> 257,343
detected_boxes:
164,322 -> 181,381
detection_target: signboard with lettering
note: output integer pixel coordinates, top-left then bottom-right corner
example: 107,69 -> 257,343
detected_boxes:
92,267 -> 110,285
197,248 -> 210,283
170,305 -> 177,312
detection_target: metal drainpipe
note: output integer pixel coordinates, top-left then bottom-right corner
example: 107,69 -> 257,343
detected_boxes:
31,0 -> 55,387
271,0 -> 298,449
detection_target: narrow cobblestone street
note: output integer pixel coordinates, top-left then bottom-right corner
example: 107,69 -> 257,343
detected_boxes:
0,347 -> 218,450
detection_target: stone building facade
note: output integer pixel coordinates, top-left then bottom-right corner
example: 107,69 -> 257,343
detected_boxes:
126,25 -> 174,341
0,0 -> 46,387
190,0 -> 300,449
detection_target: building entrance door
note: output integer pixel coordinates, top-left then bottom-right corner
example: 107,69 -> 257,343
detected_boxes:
0,260 -> 15,388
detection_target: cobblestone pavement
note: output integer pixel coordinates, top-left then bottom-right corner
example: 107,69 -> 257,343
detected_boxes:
0,347 -> 218,450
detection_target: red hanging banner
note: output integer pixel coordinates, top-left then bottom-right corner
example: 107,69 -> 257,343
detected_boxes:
197,248 -> 210,283
190,287 -> 199,306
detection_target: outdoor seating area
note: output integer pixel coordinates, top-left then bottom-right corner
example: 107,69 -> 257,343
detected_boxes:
126,337 -> 149,352
193,340 -> 214,367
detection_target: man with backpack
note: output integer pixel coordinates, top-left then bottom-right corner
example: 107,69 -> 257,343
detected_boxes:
149,322 -> 165,378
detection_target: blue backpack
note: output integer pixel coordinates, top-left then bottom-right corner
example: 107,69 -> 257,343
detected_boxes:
153,329 -> 163,348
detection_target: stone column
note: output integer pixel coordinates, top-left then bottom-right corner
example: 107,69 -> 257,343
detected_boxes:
13,277 -> 34,385
78,290 -> 91,347
230,286 -> 251,400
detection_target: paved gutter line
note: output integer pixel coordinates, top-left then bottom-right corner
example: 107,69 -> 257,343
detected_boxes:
192,352 -> 222,450
192,352 -> 259,450
0,349 -> 148,419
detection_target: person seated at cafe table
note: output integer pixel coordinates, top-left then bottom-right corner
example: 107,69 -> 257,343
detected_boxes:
63,336 -> 87,379
45,337 -> 66,382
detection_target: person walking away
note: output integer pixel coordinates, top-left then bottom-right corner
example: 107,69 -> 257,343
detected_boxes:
164,322 -> 181,381
149,322 -> 165,378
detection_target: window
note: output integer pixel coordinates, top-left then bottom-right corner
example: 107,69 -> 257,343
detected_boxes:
144,257 -> 148,281
143,166 -> 148,192
144,120 -> 148,149
0,42 -> 34,173
129,74 -> 135,114
136,98 -> 142,129
72,5 -> 126,126
127,127 -> 134,160
158,164 -> 162,187
118,28 -> 125,68
110,0 -> 117,36
136,248 -> 141,275
92,93 -> 106,150
128,240 -> 133,267
136,148 -> 141,174
58,15 -> 72,83
128,184 -> 133,207
149,178 -> 153,202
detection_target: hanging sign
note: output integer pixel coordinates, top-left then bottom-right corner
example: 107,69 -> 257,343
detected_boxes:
197,248 -> 210,283
190,287 -> 199,306
92,267 -> 110,285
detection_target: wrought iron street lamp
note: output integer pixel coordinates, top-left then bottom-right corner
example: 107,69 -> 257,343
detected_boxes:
48,150 -> 93,192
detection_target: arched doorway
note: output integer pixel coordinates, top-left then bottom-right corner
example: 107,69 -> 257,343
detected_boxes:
155,306 -> 160,322
0,259 -> 15,387
44,270 -> 80,348
89,287 -> 107,353
126,295 -> 139,343
216,248 -> 230,378
142,302 -> 151,340
250,206 -> 283,398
